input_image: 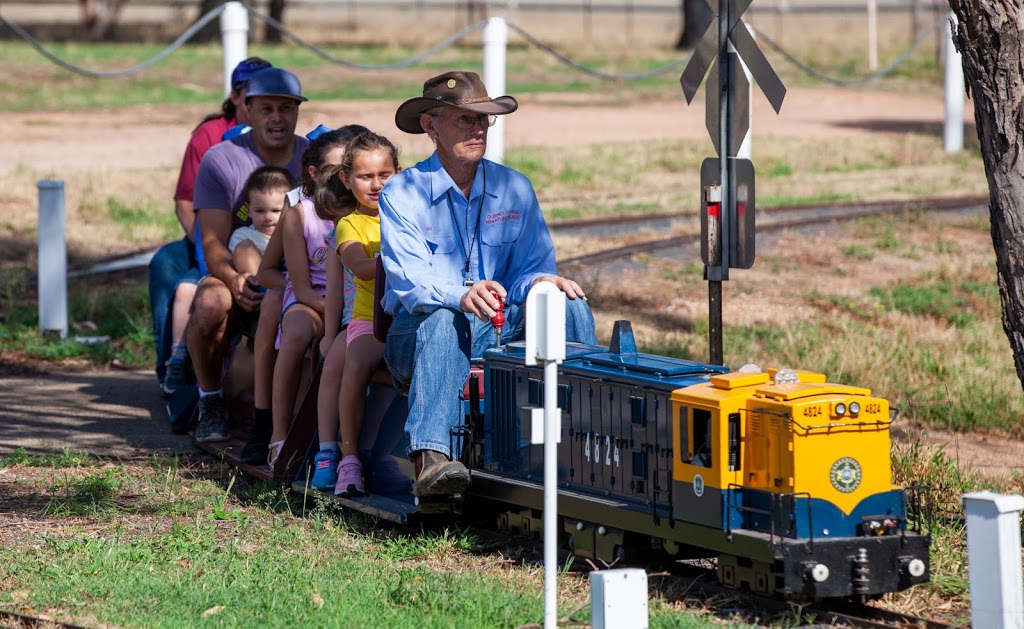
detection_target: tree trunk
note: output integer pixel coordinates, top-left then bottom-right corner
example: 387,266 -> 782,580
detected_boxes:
947,0 -> 1024,390
193,0 -> 230,43
266,0 -> 286,43
675,0 -> 713,50
79,0 -> 126,40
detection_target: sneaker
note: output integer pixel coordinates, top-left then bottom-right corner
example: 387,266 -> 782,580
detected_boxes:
365,455 -> 412,495
162,355 -> 189,396
334,455 -> 365,497
194,395 -> 229,443
411,449 -> 470,497
309,449 -> 339,491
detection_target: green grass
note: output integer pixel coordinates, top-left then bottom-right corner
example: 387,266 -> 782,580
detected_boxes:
106,196 -> 182,242
0,446 -> 90,467
0,277 -> 153,369
0,455 -> 742,628
869,276 -> 1000,329
758,191 -> 857,207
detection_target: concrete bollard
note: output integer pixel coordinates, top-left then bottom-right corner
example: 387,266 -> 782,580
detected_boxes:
961,491 -> 1024,629
482,16 -> 508,165
220,1 -> 249,97
37,180 -> 68,339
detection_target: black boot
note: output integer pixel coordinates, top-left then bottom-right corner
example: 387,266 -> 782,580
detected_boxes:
239,409 -> 272,464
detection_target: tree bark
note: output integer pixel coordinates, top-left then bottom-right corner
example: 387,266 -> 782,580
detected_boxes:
675,0 -> 712,50
193,0 -> 230,43
79,0 -> 126,40
947,0 -> 1024,390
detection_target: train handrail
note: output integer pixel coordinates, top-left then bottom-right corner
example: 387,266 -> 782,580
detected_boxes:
726,485 -> 815,552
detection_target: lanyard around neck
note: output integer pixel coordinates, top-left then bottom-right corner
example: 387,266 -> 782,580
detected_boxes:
445,165 -> 487,286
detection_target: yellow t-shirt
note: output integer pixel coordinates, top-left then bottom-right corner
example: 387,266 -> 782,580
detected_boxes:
336,210 -> 380,322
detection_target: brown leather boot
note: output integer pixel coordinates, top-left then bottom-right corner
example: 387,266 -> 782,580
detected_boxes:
411,449 -> 470,497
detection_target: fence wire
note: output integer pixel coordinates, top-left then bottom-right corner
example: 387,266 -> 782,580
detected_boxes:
0,4 -> 949,86
750,14 -> 948,87
0,5 -> 226,78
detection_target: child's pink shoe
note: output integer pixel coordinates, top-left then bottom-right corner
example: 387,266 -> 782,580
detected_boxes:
334,455 -> 365,497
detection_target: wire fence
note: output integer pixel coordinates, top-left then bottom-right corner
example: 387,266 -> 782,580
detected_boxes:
0,3 -> 950,85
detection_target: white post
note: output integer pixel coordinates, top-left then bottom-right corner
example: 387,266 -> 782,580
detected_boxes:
731,23 -> 754,160
38,180 -> 68,339
867,0 -> 878,71
220,1 -> 249,97
525,281 -> 566,629
483,16 -> 508,164
944,12 -> 965,153
961,491 -> 1024,629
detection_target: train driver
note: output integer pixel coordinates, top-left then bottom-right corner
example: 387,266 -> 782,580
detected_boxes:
378,70 -> 598,499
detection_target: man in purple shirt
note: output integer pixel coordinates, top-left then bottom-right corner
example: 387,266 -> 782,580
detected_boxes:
188,67 -> 309,444
379,71 -> 596,498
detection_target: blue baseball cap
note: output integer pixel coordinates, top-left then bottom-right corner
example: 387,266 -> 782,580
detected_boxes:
230,57 -> 272,90
245,67 -> 308,103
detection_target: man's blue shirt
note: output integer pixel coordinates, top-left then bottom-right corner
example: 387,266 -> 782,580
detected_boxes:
379,153 -> 556,316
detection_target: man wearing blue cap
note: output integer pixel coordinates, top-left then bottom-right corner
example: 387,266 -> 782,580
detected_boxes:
148,57 -> 272,403
187,67 -> 310,446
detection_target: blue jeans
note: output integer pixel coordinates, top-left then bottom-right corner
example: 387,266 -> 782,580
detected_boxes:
384,297 -> 596,458
147,237 -> 195,384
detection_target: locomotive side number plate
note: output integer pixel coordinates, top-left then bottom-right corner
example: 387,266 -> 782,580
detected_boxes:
583,433 -> 620,468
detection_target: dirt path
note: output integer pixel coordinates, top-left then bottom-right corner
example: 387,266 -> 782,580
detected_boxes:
0,370 -> 191,458
1,86 -> 971,174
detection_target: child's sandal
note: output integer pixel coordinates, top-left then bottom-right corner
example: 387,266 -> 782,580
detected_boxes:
267,440 -> 285,467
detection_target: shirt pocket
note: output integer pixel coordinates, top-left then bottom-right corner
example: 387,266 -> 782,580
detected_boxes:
425,231 -> 458,272
480,208 -> 524,248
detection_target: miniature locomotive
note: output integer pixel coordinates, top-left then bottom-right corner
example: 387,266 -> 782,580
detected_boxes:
289,321 -> 930,601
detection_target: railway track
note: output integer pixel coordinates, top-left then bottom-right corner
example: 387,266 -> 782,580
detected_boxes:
62,194 -> 987,281
555,194 -> 989,270
664,561 -> 957,628
0,608 -> 89,628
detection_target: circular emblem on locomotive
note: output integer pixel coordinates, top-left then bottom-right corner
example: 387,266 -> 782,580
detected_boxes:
830,457 -> 862,493
693,474 -> 705,497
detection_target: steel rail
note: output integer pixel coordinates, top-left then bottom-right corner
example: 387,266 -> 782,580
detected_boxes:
557,195 -> 988,269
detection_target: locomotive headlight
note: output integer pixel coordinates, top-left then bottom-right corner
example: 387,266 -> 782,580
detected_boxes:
774,368 -> 799,385
834,402 -> 847,417
849,401 -> 861,415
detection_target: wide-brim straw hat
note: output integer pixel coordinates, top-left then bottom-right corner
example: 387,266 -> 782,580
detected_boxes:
395,70 -> 518,134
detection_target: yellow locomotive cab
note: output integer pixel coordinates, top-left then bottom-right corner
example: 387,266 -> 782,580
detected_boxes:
671,368 -> 893,517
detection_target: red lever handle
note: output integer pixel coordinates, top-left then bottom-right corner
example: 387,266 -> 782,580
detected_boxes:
490,291 -> 505,332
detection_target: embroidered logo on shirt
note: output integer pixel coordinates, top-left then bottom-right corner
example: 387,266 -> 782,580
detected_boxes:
485,209 -> 521,225
235,203 -> 249,223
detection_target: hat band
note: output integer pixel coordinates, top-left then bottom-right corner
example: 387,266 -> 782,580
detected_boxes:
435,96 -> 493,105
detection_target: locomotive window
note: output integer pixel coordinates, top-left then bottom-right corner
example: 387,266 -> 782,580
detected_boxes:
692,408 -> 712,468
528,379 -> 542,406
630,396 -> 646,426
678,405 -> 689,463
